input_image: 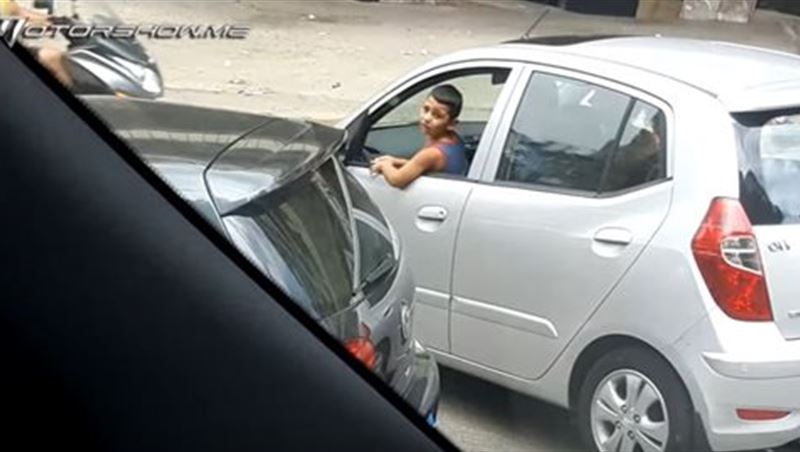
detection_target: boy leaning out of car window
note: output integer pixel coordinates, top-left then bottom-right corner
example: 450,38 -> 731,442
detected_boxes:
370,85 -> 469,188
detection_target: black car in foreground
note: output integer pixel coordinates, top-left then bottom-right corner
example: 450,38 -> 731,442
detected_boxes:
86,97 -> 440,422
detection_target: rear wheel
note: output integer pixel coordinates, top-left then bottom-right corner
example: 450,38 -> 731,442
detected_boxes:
576,346 -> 695,452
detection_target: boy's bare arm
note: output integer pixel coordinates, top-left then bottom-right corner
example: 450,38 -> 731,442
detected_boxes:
390,157 -> 409,167
375,147 -> 441,189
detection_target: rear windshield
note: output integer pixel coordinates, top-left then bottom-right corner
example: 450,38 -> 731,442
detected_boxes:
343,168 -> 398,306
222,158 -> 396,317
223,158 -> 355,317
734,110 -> 800,225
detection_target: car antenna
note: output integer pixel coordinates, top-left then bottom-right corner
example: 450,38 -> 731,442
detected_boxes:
522,6 -> 551,40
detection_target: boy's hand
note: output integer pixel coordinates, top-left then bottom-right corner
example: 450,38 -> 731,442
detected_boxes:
370,155 -> 410,176
370,158 -> 388,175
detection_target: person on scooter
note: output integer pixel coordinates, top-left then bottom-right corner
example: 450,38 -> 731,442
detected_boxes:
1,0 -> 73,87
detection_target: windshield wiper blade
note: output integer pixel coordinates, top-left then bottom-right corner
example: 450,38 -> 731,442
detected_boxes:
353,253 -> 395,296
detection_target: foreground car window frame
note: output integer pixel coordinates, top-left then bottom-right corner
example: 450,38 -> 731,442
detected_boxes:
0,40 -> 456,452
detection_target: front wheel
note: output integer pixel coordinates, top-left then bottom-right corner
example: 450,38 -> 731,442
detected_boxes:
576,346 -> 696,452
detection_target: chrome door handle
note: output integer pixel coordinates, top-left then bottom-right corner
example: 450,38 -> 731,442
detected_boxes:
593,227 -> 633,246
417,206 -> 447,222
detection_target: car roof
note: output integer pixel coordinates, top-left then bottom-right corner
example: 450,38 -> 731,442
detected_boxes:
434,36 -> 800,112
559,37 -> 800,96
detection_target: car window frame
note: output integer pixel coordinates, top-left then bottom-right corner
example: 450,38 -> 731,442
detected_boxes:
344,60 -> 525,182
480,63 -> 675,198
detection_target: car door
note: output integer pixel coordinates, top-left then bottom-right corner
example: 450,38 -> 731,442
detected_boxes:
450,66 -> 674,379
343,63 -> 523,352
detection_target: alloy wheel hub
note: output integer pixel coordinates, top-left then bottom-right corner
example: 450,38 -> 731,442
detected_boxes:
590,369 -> 669,452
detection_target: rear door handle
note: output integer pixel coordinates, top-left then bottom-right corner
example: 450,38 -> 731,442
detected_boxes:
417,206 -> 447,222
593,227 -> 633,246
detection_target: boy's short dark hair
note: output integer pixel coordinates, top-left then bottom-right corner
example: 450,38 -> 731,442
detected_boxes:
430,84 -> 463,120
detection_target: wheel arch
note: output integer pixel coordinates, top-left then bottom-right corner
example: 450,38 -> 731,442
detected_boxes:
567,334 -> 713,451
567,334 -> 688,411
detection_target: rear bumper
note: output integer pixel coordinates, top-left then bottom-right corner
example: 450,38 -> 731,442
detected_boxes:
702,352 -> 800,379
692,363 -> 800,451
401,340 -> 441,422
674,315 -> 800,451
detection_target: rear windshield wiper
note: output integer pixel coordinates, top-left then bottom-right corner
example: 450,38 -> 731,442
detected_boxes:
352,253 -> 395,297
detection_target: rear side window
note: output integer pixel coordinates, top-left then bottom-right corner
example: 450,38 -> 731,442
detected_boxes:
600,101 -> 666,192
735,111 -> 800,225
497,73 -> 642,193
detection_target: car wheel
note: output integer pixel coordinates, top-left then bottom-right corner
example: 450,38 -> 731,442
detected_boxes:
576,346 -> 694,452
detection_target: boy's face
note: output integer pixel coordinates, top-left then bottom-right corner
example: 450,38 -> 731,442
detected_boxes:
419,96 -> 456,139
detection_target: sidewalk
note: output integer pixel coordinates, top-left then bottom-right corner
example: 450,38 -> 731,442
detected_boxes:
84,0 -> 800,122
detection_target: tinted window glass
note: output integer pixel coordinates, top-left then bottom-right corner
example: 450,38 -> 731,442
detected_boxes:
736,112 -> 800,225
223,159 -> 356,317
344,169 -> 398,304
601,101 -> 667,192
496,73 -> 630,192
344,167 -> 388,229
355,218 -> 396,305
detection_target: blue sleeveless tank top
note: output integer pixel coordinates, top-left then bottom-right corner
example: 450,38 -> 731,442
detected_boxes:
434,138 -> 468,176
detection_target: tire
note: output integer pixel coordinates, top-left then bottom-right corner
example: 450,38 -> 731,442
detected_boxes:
576,346 -> 696,452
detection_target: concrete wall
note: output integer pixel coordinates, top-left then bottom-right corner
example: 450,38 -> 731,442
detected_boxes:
680,0 -> 757,23
636,0 -> 683,20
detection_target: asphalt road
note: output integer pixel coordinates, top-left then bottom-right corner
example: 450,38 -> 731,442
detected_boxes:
436,367 -> 583,452
435,366 -> 800,452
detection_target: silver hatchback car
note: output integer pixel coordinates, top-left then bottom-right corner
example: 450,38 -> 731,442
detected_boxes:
337,36 -> 800,451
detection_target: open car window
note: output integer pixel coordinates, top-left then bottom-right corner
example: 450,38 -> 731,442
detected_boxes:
357,68 -> 511,175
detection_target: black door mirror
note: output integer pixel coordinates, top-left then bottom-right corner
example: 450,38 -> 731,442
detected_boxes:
343,111 -> 371,165
33,0 -> 55,14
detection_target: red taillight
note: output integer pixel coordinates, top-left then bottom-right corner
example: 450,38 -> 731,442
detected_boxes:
692,198 -> 773,321
736,409 -> 791,421
345,337 -> 377,370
